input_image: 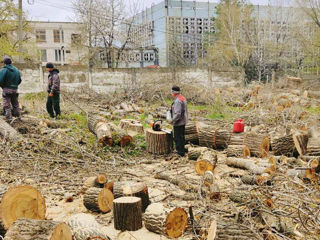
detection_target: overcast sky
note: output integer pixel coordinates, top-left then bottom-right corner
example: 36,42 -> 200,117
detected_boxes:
21,0 -> 290,22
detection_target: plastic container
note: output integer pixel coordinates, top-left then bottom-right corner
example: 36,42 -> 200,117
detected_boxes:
233,119 -> 244,133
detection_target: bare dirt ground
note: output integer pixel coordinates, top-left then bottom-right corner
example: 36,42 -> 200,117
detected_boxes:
1,80 -> 320,239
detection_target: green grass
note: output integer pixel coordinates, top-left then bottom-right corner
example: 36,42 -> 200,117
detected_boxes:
306,106 -> 320,114
23,92 -> 47,101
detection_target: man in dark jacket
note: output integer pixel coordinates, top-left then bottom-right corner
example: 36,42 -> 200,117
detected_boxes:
171,86 -> 188,157
0,56 -> 22,122
46,63 -> 61,118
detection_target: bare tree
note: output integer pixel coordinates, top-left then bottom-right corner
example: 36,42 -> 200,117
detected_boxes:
73,0 -> 141,68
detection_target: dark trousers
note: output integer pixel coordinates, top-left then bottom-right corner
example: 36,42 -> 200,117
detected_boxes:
2,88 -> 20,121
174,125 -> 186,156
46,93 -> 61,118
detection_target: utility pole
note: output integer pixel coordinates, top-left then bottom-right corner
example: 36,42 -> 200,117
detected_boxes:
18,0 -> 23,62
59,25 -> 64,66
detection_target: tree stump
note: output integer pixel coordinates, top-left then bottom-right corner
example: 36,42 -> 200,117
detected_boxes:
244,132 -> 270,158
83,187 -> 114,213
113,181 -> 150,212
3,219 -> 72,240
185,122 -> 200,145
0,185 -> 46,236
113,197 -> 142,231
144,203 -> 188,238
188,146 -> 208,160
146,129 -> 173,154
195,150 -> 217,175
271,134 -> 297,156
119,119 -> 144,135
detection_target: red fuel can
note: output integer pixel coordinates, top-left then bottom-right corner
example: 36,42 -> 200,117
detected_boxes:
233,119 -> 244,133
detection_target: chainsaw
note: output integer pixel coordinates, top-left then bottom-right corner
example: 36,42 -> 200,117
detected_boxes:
150,120 -> 172,134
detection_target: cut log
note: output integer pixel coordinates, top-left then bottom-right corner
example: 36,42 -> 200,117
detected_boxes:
244,132 -> 270,158
229,133 -> 244,146
113,197 -> 142,231
88,115 -> 113,146
306,137 -> 320,156
3,219 -> 72,240
83,187 -> 114,213
185,122 -> 200,145
66,213 -> 110,240
95,173 -> 107,188
198,124 -> 231,149
241,175 -> 271,185
146,129 -> 173,154
105,122 -> 133,147
204,171 -> 214,186
293,133 -> 309,156
188,146 -> 208,160
226,145 -> 246,157
0,118 -> 23,142
213,129 -> 231,149
226,158 -> 270,175
113,181 -> 150,212
144,203 -> 188,238
0,185 -> 46,236
119,119 -> 144,135
229,191 -> 250,204
209,184 -> 221,201
195,150 -> 217,175
271,134 -> 297,156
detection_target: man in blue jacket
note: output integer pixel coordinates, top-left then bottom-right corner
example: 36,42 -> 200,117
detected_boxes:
0,56 -> 22,122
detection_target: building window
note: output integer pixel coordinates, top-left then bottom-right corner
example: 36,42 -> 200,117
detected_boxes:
39,49 -> 47,62
53,30 -> 64,43
71,34 -> 81,44
36,30 -> 46,43
55,49 -> 65,62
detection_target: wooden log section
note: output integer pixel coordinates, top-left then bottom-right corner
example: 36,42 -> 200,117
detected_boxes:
195,151 -> 217,176
293,133 -> 309,156
83,187 -> 114,213
119,119 -> 144,134
241,174 -> 271,185
188,146 -> 208,160
244,132 -> 270,158
144,203 -> 188,238
209,184 -> 221,201
0,117 -> 24,142
113,181 -> 150,212
88,115 -> 113,146
226,158 -> 271,175
3,219 -> 72,240
95,173 -> 107,188
72,228 -> 109,240
271,134 -> 297,157
198,123 -> 215,148
226,145 -> 247,157
229,133 -> 244,146
146,129 -> 173,154
213,129 -> 231,149
185,122 -> 200,145
113,197 -> 142,231
306,137 -> 320,156
0,185 -> 46,236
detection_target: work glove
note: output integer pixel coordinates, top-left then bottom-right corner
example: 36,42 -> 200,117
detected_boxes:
49,92 -> 53,97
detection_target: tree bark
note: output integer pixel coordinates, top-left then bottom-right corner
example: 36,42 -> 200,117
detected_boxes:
188,146 -> 208,160
293,133 -> 309,156
229,133 -> 244,145
0,118 -> 23,142
88,115 -> 113,146
143,203 -> 188,238
271,134 -> 297,156
0,185 -> 46,236
209,184 -> 221,201
3,219 -> 72,240
113,197 -> 142,231
119,119 -> 144,134
244,132 -> 270,158
185,121 -> 200,145
146,129 -> 173,154
113,181 -> 150,212
306,137 -> 320,156
226,158 -> 271,175
226,145 -> 246,157
83,187 -> 114,213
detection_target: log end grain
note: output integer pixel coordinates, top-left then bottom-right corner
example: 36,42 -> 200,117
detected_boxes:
165,208 -> 188,238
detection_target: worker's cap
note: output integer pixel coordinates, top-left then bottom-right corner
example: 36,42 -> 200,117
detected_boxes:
171,85 -> 180,93
46,62 -> 54,68
3,56 -> 12,65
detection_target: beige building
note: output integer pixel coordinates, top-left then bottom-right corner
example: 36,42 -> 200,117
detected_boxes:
29,21 -> 86,66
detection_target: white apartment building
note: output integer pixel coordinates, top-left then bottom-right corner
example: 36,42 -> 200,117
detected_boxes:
29,21 -> 86,66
